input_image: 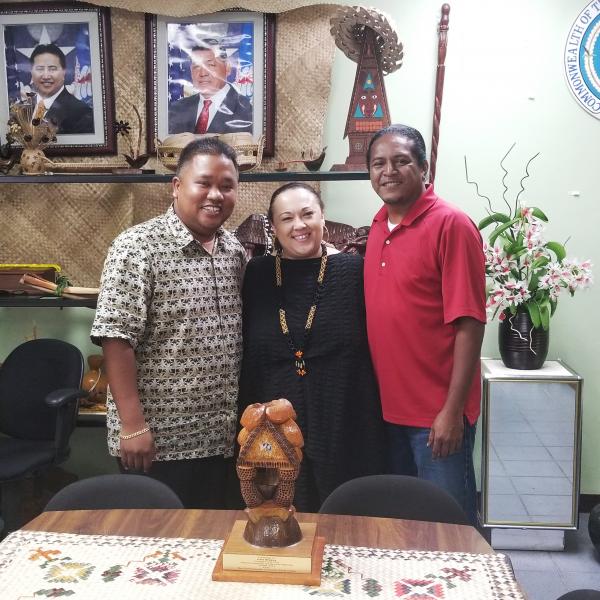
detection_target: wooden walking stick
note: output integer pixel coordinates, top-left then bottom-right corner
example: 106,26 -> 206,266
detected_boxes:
429,4 -> 450,185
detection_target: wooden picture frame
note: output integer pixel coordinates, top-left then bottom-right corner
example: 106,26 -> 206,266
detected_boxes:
146,11 -> 275,156
0,2 -> 116,156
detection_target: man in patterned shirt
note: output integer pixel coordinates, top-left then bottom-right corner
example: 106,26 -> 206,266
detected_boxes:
91,138 -> 247,508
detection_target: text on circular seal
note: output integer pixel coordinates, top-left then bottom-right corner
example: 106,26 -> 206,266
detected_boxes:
564,0 -> 600,118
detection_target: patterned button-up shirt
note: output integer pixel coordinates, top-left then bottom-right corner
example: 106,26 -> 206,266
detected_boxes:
91,205 -> 246,460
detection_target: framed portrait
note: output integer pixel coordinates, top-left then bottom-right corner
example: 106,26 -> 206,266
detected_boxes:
0,2 -> 115,156
146,11 -> 275,156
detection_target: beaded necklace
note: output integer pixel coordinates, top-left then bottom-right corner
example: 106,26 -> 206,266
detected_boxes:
275,246 -> 328,377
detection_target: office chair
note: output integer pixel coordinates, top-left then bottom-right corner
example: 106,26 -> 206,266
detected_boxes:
45,474 -> 184,510
0,338 -> 86,532
319,474 -> 470,525
589,503 -> 600,552
556,591 -> 600,600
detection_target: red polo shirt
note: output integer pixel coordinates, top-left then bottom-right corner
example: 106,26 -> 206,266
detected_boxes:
364,185 -> 486,427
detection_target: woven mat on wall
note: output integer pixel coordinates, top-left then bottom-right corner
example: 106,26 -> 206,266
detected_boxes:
0,185 -> 133,289
84,1 -> 341,18
4,0 -> 344,17
0,6 -> 336,287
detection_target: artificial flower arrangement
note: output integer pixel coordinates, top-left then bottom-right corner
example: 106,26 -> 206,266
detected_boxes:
467,145 -> 593,330
7,93 -> 58,151
7,95 -> 59,175
114,102 -> 150,169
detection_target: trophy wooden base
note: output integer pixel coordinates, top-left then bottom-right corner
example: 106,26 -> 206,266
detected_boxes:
212,520 -> 325,586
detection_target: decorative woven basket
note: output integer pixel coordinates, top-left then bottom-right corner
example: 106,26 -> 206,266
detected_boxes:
156,132 -> 264,172
221,134 -> 265,172
156,146 -> 183,172
156,132 -> 201,172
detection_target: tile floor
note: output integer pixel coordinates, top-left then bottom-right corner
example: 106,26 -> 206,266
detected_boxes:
504,513 -> 600,599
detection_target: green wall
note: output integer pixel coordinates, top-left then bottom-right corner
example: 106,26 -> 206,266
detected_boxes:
321,0 -> 599,494
0,307 -> 98,364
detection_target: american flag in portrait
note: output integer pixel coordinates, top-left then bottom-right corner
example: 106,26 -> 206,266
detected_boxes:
167,20 -> 254,106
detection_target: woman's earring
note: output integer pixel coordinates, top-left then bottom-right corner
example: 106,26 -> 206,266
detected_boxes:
323,224 -> 330,244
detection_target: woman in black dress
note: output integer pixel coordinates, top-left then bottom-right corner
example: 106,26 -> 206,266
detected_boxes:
238,182 -> 385,512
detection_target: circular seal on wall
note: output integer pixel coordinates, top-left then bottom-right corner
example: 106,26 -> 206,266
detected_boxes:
564,1 -> 600,117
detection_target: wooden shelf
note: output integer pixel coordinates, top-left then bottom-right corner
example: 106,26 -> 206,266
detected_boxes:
0,171 -> 369,184
0,296 -> 97,308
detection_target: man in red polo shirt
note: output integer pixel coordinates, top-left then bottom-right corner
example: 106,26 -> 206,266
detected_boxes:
363,124 -> 486,524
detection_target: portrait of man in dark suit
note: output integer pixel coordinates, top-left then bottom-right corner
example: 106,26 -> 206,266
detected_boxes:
30,43 -> 94,135
168,44 -> 253,135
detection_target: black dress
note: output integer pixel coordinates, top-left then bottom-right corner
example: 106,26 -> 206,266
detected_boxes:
239,252 -> 385,511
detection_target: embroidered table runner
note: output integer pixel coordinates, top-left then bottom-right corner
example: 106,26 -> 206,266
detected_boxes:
0,530 -> 524,599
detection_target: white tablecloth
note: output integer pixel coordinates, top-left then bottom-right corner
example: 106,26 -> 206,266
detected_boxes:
0,529 -> 524,599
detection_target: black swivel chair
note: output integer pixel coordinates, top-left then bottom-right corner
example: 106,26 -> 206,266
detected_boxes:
0,338 -> 86,532
45,474 -> 184,510
556,592 -> 600,600
319,474 -> 470,525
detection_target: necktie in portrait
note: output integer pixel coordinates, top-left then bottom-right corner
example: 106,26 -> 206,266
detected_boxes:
195,99 -> 212,134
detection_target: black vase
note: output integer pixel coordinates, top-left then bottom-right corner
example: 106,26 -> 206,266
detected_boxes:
498,309 -> 549,370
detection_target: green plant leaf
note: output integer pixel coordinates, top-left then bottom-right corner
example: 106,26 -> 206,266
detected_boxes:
545,241 -> 566,262
505,232 -> 525,256
54,275 -> 71,297
489,218 -> 520,246
550,298 -> 558,316
540,300 -> 551,331
505,241 -> 523,255
514,246 -> 528,258
527,301 -> 542,329
478,213 -> 511,230
528,272 -> 541,292
532,256 -> 550,269
533,289 -> 549,303
530,207 -> 548,222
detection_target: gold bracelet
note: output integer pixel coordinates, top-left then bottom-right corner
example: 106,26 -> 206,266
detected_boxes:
120,425 -> 150,440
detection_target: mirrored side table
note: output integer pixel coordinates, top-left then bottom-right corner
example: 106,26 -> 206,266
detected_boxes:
480,359 -> 583,550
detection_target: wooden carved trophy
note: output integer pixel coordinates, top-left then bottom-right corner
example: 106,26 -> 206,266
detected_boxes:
330,6 -> 403,171
213,398 -> 324,586
237,398 -> 304,547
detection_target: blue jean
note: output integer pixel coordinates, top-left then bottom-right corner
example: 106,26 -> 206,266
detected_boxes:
385,419 -> 478,525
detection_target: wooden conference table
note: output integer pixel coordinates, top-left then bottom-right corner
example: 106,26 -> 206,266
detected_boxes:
22,508 -> 493,554
8,510 -> 526,600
